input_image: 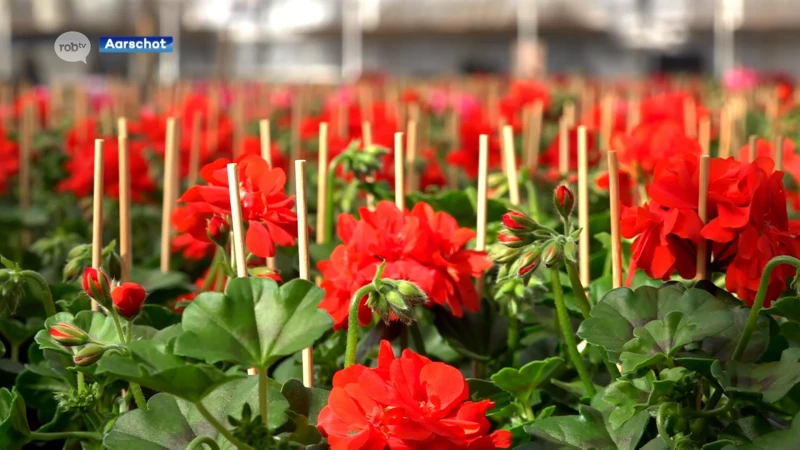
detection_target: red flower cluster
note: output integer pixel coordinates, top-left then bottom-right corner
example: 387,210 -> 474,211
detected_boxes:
176,155 -> 298,258
317,340 -> 512,450
0,127 -> 18,194
622,153 -> 800,305
736,137 -> 800,209
318,201 -> 491,329
611,119 -> 701,178
539,126 -> 600,179
447,111 -> 504,179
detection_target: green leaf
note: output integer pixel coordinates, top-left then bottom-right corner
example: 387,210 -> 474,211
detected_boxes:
280,410 -> 323,445
712,348 -> 800,403
432,300 -> 508,362
175,278 -> 332,369
762,296 -> 800,322
592,393 -> 650,450
701,304 -> 772,363
490,357 -> 563,403
719,416 -> 776,445
406,187 -> 506,228
134,305 -> 181,330
0,388 -> 30,450
740,413 -> 800,449
104,376 -> 289,450
524,405 -> 615,450
280,379 -> 329,426
0,317 -> 44,347
34,311 -> 155,356
96,340 -> 242,402
130,268 -> 192,293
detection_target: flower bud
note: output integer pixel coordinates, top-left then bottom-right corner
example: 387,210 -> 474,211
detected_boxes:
63,258 -> 85,283
104,251 -> 122,281
563,239 -> 578,263
394,280 -> 428,305
67,244 -> 91,260
542,241 -> 563,268
490,246 -> 520,264
207,216 -> 230,248
498,231 -> 528,249
82,268 -> 112,308
111,282 -> 147,320
517,247 -> 543,277
49,323 -> 90,347
501,210 -> 538,232
73,344 -> 107,366
553,185 -> 575,219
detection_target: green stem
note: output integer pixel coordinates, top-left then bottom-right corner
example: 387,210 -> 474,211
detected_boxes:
29,431 -> 103,441
258,368 -> 269,427
732,256 -> 800,361
344,284 -> 379,368
549,268 -> 596,397
130,383 -> 147,410
77,372 -> 85,394
126,320 -> 133,343
108,308 -> 147,410
187,436 -> 221,450
194,400 -> 254,450
201,250 -> 223,292
10,344 -> 19,362
686,400 -> 734,418
507,313 -> 519,356
564,260 -> 620,380
656,403 -> 675,448
524,181 -> 541,222
21,270 -> 57,317
408,323 -> 427,356
522,402 -> 535,421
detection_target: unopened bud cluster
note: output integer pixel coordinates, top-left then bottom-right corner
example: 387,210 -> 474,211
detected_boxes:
339,141 -> 390,178
491,186 -> 581,281
64,242 -> 122,282
82,267 -> 147,320
49,323 -> 110,366
364,261 -> 428,325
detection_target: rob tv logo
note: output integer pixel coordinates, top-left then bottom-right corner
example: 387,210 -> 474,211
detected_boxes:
54,31 -> 91,64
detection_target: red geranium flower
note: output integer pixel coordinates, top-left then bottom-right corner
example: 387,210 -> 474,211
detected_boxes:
0,127 -> 18,194
57,136 -> 156,201
611,119 -> 701,178
540,126 -> 600,172
736,137 -> 800,208
447,111 -> 504,179
177,155 -> 298,258
317,340 -> 512,450
171,206 -> 216,261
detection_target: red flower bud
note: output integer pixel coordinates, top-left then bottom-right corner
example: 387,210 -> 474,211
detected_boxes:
73,344 -> 107,366
553,185 -> 575,219
207,216 -> 230,248
498,232 -> 527,248
49,323 -> 90,347
111,282 -> 147,319
501,210 -> 537,232
82,268 -> 112,308
517,247 -> 542,277
542,242 -> 563,268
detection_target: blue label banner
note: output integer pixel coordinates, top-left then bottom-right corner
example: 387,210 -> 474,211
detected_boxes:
99,36 -> 174,53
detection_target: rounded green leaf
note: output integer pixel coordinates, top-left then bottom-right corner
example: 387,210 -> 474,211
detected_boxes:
490,357 -> 563,403
0,388 -> 30,450
712,348 -> 800,404
174,278 -> 333,369
524,405 -> 616,450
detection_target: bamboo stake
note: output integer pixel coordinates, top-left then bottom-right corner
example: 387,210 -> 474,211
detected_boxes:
475,134 -> 489,298
699,116 -> 711,156
118,119 -> 132,283
91,140 -> 105,311
719,106 -> 731,158
526,100 -> 544,172
187,112 -> 202,187
294,160 -> 315,388
446,109 -> 459,189
405,120 -> 418,193
600,94 -> 614,153
394,132 -> 405,209
316,123 -> 330,240
774,134 -> 784,172
683,96 -> 697,138
19,105 -> 33,246
558,117 -> 569,177
160,118 -> 178,273
363,121 -> 376,210
607,151 -> 623,288
289,91 -> 303,193
260,119 -> 272,166
0,85 -> 10,130
563,102 -> 576,128
747,135 -> 757,163
577,126 -> 590,286
502,125 -> 521,205
233,90 -> 244,158
696,155 -> 710,280
100,105 -> 113,136
337,96 -> 347,139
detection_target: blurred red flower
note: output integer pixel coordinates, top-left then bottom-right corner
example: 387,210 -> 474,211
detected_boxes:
317,340 -> 512,450
0,127 -> 18,194
540,126 -> 600,172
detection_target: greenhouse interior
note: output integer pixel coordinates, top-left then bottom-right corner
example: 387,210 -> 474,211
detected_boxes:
2,1 -> 800,449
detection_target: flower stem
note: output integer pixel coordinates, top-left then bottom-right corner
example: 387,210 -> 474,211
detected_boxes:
656,403 -> 674,447
524,181 -> 540,222
194,400 -> 254,450
344,284 -> 379,368
549,267 -> 596,397
201,251 -> 224,292
21,270 -> 57,317
564,260 -> 620,380
732,256 -> 800,361
10,344 -> 19,362
29,431 -> 103,441
77,372 -> 85,394
187,436 -> 221,450
108,307 -> 147,410
258,368 -> 269,428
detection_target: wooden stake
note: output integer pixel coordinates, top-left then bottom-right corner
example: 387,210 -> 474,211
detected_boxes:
19,104 -> 33,246
696,155 -> 710,280
558,117 -> 569,177
600,94 -> 614,153
523,100 -> 544,170
91,140 -> 105,311
607,151 -> 623,288
719,106 -> 731,158
160,118 -> 178,273
446,109 -> 459,189
502,125 -> 521,205
227,163 -> 248,278
118,119 -> 132,283
405,120 -> 418,193
294,160 -> 315,388
187,112 -> 202,187
747,135 -> 757,163
475,134 -> 489,298
699,116 -> 711,156
316,123 -> 330,241
577,126 -> 590,286
289,92 -> 303,192
394,132 -> 405,209
774,135 -> 784,172
0,85 -> 11,130
563,102 -> 576,128
260,119 -> 272,166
